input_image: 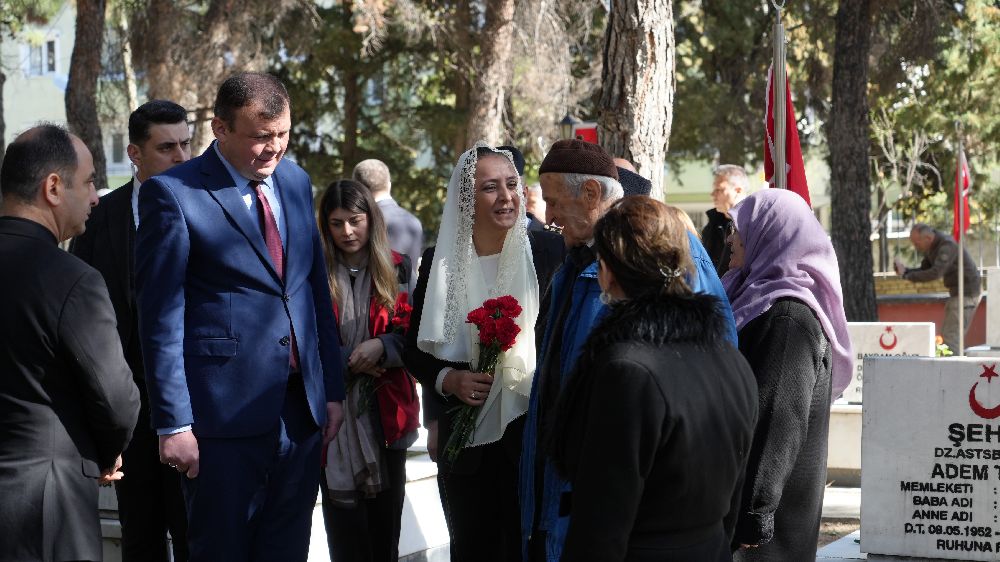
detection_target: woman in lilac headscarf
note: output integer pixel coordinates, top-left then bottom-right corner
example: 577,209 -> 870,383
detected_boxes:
722,189 -> 852,561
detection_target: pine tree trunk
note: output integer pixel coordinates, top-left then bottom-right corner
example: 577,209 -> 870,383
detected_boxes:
464,0 -> 515,146
341,5 -> 361,175
117,7 -> 138,112
66,0 -> 108,192
829,0 -> 877,321
597,0 -> 675,200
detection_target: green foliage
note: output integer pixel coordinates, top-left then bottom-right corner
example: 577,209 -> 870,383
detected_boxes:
0,0 -> 62,34
878,2 -> 1000,227
671,0 -> 834,167
274,3 -> 462,237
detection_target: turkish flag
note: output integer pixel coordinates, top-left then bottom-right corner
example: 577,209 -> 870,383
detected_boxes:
764,65 -> 811,207
953,147 -> 972,241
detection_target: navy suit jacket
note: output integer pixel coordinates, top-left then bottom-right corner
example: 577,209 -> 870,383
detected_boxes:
135,147 -> 345,438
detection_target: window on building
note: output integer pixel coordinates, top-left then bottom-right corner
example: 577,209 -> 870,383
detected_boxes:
112,134 -> 125,164
26,40 -> 57,75
46,40 -> 56,73
28,44 -> 43,75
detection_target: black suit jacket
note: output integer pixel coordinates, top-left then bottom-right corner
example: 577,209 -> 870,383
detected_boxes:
0,217 -> 140,561
70,181 -> 143,377
405,229 -> 565,473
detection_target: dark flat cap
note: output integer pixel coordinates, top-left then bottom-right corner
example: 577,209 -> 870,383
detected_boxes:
538,139 -> 618,180
618,167 -> 652,197
497,145 -> 525,176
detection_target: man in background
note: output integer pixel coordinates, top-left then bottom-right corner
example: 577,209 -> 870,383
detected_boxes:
71,100 -> 192,562
703,164 -> 750,276
353,158 -> 423,290
895,224 -> 981,351
525,184 -> 547,231
0,124 -> 139,561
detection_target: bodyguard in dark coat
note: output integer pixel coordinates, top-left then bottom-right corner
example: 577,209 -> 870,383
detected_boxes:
70,100 -> 192,562
0,125 -> 140,561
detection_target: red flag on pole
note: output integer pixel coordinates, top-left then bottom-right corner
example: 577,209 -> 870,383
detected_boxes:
953,147 -> 971,241
764,65 -> 812,207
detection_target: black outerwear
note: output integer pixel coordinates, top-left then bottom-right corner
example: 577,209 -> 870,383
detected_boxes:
555,293 -> 758,562
69,181 -> 190,562
701,208 -> 733,277
403,228 -> 563,561
732,298 -> 833,561
0,216 -> 140,561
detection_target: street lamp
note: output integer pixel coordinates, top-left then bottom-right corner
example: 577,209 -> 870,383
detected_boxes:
558,114 -> 580,140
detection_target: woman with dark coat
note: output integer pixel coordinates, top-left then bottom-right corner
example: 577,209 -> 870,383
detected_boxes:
403,143 -> 563,561
549,196 -> 759,562
722,189 -> 853,561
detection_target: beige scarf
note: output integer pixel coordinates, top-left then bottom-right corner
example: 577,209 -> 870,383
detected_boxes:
324,257 -> 385,507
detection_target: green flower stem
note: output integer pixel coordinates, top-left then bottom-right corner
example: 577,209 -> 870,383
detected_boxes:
443,341 -> 503,463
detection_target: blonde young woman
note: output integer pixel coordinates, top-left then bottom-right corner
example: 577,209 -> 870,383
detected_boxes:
318,180 -> 419,562
404,144 -> 563,561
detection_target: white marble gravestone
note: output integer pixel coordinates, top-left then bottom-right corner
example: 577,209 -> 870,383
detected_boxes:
986,268 -> 1000,348
843,322 -> 935,404
862,356 -> 1000,560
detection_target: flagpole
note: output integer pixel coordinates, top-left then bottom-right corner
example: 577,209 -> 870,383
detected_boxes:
957,120 -> 965,356
773,1 -> 787,190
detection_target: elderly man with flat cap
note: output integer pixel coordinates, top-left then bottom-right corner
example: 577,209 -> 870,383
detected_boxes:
519,139 -> 737,562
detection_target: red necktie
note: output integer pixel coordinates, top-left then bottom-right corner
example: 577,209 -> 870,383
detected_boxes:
253,181 -> 299,371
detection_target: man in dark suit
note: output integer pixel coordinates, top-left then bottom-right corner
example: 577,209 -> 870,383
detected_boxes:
0,124 -> 140,561
70,100 -> 192,562
134,73 -> 346,561
352,158 -> 423,290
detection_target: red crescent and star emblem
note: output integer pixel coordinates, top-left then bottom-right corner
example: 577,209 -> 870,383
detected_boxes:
878,326 -> 898,351
969,364 -> 1000,419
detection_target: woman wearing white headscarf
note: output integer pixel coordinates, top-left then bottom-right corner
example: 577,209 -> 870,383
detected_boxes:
404,143 -> 563,561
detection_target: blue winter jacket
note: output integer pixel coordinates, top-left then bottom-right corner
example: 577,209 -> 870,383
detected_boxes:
519,231 -> 736,561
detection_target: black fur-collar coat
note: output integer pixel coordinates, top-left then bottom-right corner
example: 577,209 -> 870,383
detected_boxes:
552,292 -> 759,561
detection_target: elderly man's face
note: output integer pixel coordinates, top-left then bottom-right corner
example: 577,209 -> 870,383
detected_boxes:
540,172 -> 599,248
910,230 -> 933,253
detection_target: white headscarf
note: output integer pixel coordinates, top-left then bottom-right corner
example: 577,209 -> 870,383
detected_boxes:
417,142 -> 540,448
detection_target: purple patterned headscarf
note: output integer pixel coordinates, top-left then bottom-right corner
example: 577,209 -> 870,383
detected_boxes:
721,189 -> 853,399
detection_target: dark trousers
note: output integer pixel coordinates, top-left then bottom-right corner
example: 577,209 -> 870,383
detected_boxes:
181,381 -> 321,562
320,447 -> 407,562
439,440 -> 522,562
115,422 -> 189,562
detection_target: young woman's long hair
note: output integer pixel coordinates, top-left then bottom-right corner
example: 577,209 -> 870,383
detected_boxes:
317,180 -> 398,312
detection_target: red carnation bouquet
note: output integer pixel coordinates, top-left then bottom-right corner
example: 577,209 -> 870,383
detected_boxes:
349,292 -> 412,418
443,296 -> 522,463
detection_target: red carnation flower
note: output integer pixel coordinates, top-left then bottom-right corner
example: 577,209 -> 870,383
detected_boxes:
445,294 -> 524,463
495,295 -> 522,318
391,293 -> 412,332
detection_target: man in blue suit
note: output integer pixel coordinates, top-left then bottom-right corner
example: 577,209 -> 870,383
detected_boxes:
135,72 -> 345,561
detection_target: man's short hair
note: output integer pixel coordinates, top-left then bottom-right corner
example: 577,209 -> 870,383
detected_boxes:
0,124 -> 78,202
912,223 -> 936,237
214,72 -> 289,127
713,164 -> 750,192
128,100 -> 188,145
562,173 -> 623,202
353,159 -> 391,194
